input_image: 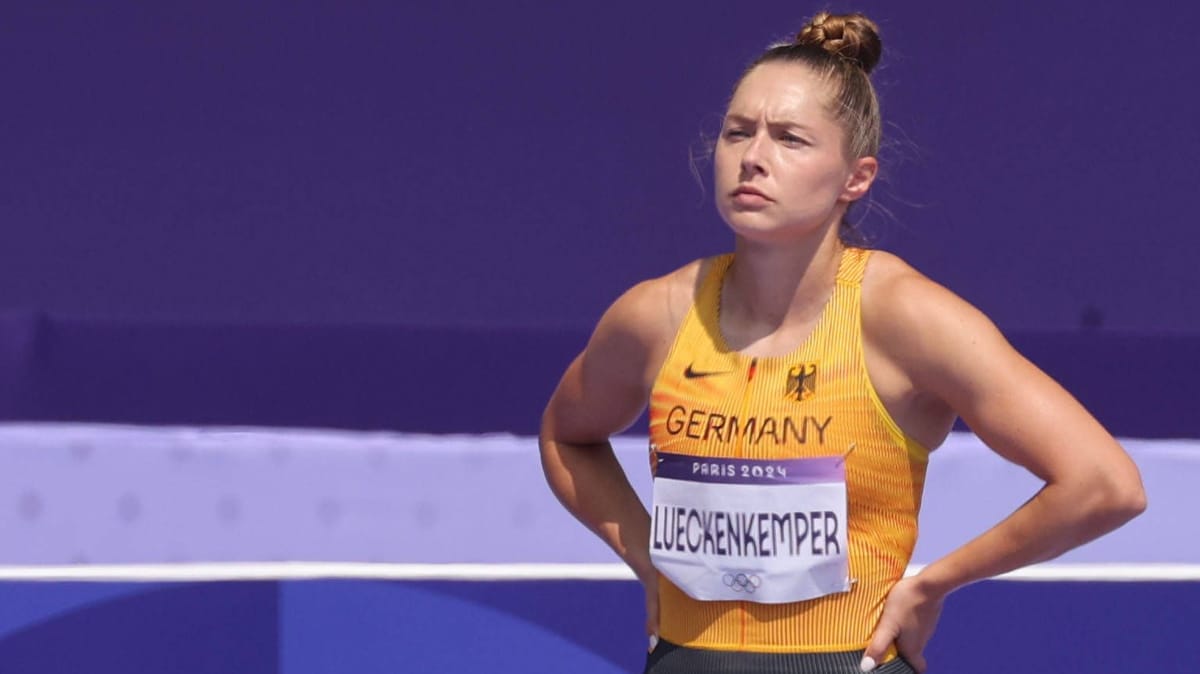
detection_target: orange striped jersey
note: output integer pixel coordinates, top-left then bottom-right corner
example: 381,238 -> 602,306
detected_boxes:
647,247 -> 929,653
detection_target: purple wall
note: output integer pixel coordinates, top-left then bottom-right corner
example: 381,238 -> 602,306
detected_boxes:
3,2 -> 1198,331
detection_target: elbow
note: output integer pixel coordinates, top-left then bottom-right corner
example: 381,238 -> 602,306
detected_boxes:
1059,458 -> 1147,534
1114,480 -> 1148,523
1115,456 -> 1148,521
1093,468 -> 1147,529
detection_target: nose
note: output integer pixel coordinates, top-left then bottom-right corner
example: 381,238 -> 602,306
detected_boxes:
739,132 -> 768,178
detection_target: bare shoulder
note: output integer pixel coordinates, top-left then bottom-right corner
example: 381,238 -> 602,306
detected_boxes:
860,250 -> 998,368
858,250 -> 973,447
592,258 -> 706,361
542,258 -> 710,442
860,249 -> 1076,445
861,250 -> 959,328
858,252 -> 1141,512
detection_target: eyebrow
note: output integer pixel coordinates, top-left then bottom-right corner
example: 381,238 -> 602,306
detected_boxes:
722,113 -> 815,132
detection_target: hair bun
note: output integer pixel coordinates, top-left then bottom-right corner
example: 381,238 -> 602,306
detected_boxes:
795,12 -> 882,74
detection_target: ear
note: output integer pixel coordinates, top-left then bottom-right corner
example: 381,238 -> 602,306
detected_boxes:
840,156 -> 878,203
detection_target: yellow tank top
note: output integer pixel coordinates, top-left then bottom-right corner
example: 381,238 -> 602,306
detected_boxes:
648,248 -> 929,653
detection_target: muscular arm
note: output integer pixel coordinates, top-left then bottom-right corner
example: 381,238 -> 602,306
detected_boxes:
873,270 -> 1146,592
538,277 -> 680,584
860,258 -> 1146,671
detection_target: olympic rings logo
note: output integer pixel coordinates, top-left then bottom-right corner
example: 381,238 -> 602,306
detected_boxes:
722,573 -> 762,593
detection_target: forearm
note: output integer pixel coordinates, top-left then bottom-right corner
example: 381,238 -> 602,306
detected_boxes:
539,435 -> 655,583
917,475 -> 1145,597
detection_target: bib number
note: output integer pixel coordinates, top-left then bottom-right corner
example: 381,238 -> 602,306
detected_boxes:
649,453 -> 850,604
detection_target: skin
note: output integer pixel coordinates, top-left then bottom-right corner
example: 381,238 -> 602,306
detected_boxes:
539,61 -> 1146,672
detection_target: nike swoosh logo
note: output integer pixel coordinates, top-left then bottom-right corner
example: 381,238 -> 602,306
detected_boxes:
684,364 -> 733,379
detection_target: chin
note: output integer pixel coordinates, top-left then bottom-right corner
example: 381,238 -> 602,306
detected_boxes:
720,207 -> 772,229
725,221 -> 793,244
724,216 -> 826,246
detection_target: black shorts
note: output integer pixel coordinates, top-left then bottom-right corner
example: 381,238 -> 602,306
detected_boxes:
644,639 -> 918,674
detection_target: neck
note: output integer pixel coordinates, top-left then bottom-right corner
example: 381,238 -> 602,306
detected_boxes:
724,225 -> 845,330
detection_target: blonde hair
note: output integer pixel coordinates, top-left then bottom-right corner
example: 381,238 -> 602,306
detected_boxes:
738,11 -> 883,160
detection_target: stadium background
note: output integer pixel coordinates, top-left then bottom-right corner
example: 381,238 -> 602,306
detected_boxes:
1,2 -> 1197,672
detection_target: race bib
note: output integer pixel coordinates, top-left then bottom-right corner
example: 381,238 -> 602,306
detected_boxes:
649,453 -> 850,604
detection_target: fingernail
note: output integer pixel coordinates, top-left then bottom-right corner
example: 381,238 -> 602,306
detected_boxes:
859,655 -> 877,672
648,635 -> 659,651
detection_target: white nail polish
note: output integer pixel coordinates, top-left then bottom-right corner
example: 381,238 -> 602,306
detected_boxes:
859,655 -> 877,672
649,634 -> 659,651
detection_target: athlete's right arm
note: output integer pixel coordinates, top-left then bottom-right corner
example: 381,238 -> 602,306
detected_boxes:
539,277 -> 679,587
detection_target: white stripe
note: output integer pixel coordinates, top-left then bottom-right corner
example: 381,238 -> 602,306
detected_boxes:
0,562 -> 1197,583
0,563 -> 636,583
905,563 -> 1200,582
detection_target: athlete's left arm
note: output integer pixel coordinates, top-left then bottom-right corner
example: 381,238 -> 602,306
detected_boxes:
859,266 -> 1146,672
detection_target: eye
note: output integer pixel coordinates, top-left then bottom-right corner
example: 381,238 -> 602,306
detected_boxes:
780,132 -> 810,146
723,128 -> 751,140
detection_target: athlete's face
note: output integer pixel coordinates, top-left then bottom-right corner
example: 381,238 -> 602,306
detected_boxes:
714,62 -> 877,243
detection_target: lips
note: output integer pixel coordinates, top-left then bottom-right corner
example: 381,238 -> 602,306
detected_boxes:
731,185 -> 771,201
729,183 -> 768,196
